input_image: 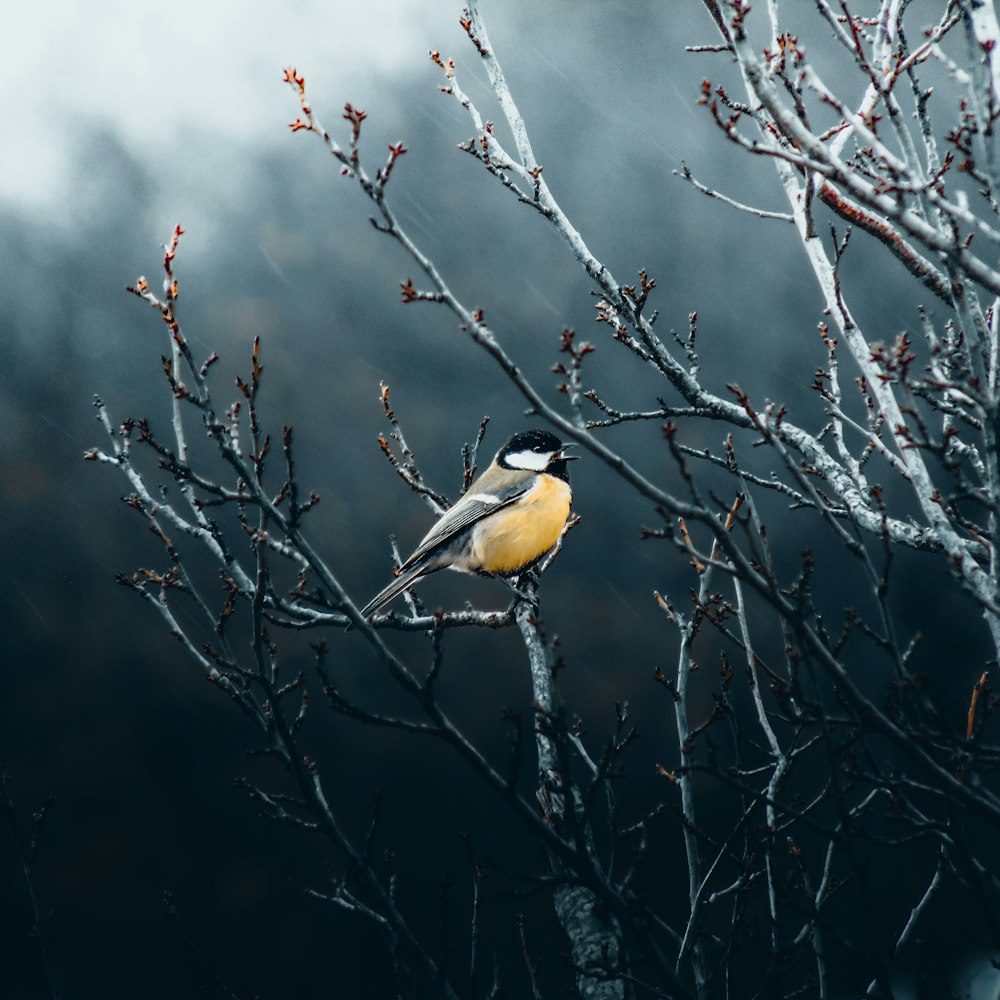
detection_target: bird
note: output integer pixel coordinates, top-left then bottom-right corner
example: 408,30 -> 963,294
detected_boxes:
360,429 -> 577,619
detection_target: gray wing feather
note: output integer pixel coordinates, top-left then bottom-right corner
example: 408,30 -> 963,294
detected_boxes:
359,562 -> 432,618
400,477 -> 531,569
360,471 -> 532,618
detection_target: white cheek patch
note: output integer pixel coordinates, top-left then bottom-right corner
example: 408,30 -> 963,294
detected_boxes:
504,449 -> 551,471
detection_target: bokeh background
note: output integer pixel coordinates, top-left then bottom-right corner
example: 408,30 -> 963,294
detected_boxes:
3,1 -> 996,996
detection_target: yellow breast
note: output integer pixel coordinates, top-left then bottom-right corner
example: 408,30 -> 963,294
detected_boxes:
470,475 -> 572,575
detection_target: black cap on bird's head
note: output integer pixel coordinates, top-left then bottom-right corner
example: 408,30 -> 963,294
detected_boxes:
497,429 -> 578,480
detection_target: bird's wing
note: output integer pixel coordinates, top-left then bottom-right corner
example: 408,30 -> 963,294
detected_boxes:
400,479 -> 532,570
359,561 -> 432,619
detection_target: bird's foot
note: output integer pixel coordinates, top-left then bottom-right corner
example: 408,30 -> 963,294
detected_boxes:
505,572 -> 540,614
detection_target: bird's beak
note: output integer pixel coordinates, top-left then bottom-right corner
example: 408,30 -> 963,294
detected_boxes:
556,445 -> 580,461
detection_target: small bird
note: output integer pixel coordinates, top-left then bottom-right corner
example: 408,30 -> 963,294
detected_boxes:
360,429 -> 577,619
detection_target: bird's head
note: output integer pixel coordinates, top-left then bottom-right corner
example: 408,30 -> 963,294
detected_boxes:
497,430 -> 578,478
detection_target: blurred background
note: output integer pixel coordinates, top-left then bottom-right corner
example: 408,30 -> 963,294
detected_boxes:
3,1 -> 997,996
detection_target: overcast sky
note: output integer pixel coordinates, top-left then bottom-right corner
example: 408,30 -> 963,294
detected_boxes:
3,0 -> 449,212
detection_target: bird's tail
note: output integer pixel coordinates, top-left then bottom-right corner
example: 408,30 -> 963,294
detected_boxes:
359,564 -> 429,619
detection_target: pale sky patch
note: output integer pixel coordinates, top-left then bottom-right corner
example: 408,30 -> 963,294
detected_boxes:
1,0 -> 441,211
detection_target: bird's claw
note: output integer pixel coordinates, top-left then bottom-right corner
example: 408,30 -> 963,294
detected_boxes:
506,572 -> 540,613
